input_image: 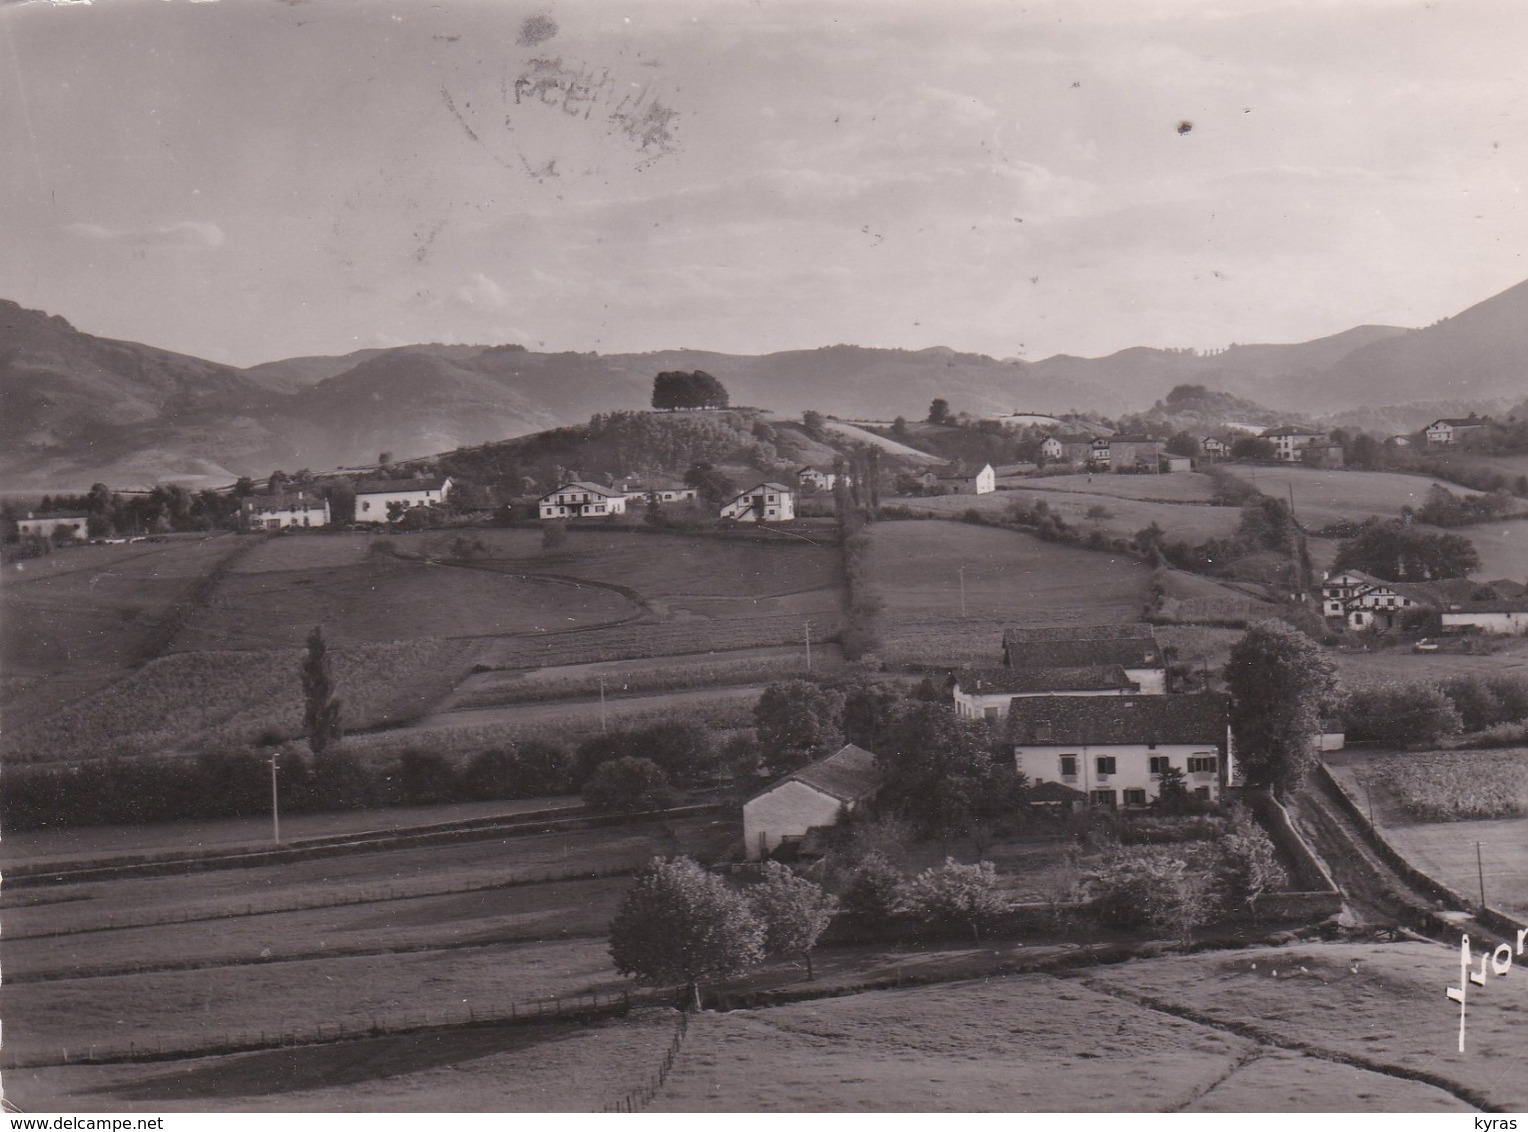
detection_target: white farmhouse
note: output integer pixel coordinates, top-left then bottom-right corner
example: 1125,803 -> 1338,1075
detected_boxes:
1441,600 -> 1528,635
1320,569 -> 1446,630
720,482 -> 795,522
952,665 -> 1138,721
354,476 -> 452,522
934,463 -> 996,495
1011,694 -> 1234,807
797,466 -> 843,491
15,512 -> 87,541
1425,418 -> 1488,447
1039,437 -> 1064,460
1260,426 -> 1324,463
539,482 -> 628,519
742,744 -> 881,860
241,491 -> 331,530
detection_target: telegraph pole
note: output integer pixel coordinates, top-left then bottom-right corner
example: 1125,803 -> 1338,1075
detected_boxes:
599,677 -> 608,732
270,749 -> 281,844
958,566 -> 967,617
804,620 -> 813,671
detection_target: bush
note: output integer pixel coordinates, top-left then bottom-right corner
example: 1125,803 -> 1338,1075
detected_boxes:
1087,847 -> 1218,942
839,852 -> 906,921
1341,682 -> 1463,746
582,756 -> 678,812
902,857 -> 1006,941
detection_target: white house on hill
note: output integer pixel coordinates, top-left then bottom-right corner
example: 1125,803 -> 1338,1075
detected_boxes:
539,482 -> 628,519
743,743 -> 881,860
720,482 -> 795,522
951,665 -> 1137,720
1011,694 -> 1233,806
1000,624 -> 1166,694
354,477 -> 452,522
241,491 -> 331,530
15,512 -> 87,541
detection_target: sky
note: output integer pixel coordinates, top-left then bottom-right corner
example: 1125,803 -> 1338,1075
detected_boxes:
2,0 -> 1526,368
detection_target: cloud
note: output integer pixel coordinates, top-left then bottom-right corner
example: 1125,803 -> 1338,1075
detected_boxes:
62,220 -> 226,249
452,272 -> 510,310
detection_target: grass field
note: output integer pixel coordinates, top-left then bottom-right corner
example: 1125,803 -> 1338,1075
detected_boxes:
1217,466 -> 1484,528
0,534 -> 248,719
908,489 -> 1242,544
866,520 -> 1150,665
1003,470 -> 1220,503
1324,749 -> 1528,916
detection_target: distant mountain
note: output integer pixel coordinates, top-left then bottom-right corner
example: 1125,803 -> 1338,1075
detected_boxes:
5,276 -> 1528,489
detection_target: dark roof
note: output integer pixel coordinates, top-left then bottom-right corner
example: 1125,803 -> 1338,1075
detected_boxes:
1108,435 -> 1159,444
354,476 -> 451,495
1431,418 -> 1487,428
955,665 -> 1134,695
1009,694 -> 1229,746
1486,579 -> 1528,599
21,512 -> 87,521
1026,780 -> 1088,804
1261,425 -> 1322,438
753,744 -> 882,804
242,492 -> 327,512
1443,600 -> 1528,615
1002,624 -> 1161,669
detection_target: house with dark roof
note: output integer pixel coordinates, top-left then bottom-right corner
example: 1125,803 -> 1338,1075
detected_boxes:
240,491 -> 331,531
1000,623 -> 1165,693
797,466 -> 845,492
1425,417 -> 1488,446
1260,425 -> 1324,463
743,744 -> 881,860
951,665 -> 1137,720
1009,693 -> 1233,807
934,463 -> 996,495
1320,569 -> 1444,630
354,476 -> 453,522
539,481 -> 627,519
1441,599 -> 1528,636
720,482 -> 796,522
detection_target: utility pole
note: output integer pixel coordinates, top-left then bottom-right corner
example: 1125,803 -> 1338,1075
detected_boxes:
804,620 -> 813,671
270,750 -> 281,844
958,566 -> 967,617
1477,841 -> 1487,910
599,677 -> 608,733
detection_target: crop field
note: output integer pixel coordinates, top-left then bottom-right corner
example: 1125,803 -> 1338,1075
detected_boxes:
1329,636 -> 1528,684
3,637 -> 473,763
1324,749 -> 1528,916
866,520 -> 1150,665
1005,470 -> 1220,503
907,489 -> 1243,544
0,534 -> 248,719
1217,466 -> 1484,528
651,941 -> 1498,1111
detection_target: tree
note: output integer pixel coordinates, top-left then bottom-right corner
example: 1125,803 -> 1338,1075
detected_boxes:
301,626 -> 343,758
928,398 -> 951,425
684,462 -> 738,506
1225,621 -> 1338,794
1331,518 -> 1480,581
608,856 -> 766,1010
1338,682 -> 1463,746
582,756 -> 678,812
880,703 -> 1000,843
1230,437 -> 1275,461
747,861 -> 839,979
1214,810 -> 1288,919
1152,765 -> 1193,814
903,858 -> 1005,942
1085,504 -> 1114,527
1088,849 -> 1216,943
753,681 -> 846,772
1165,431 -> 1200,459
652,370 -> 730,411
801,410 -> 827,441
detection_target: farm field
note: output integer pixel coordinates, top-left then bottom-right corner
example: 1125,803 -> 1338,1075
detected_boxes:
0,533 -> 247,719
866,519 -> 1150,665
907,487 -> 1242,544
1453,518 -> 1528,580
1001,470 -> 1219,503
403,682 -> 768,736
1328,635 -> 1528,684
1324,749 -> 1528,916
652,942 -> 1494,1111
1217,465 -> 1484,529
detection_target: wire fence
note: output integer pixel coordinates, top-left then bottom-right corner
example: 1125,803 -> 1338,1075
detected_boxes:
14,984 -> 690,1070
602,1009 -> 690,1113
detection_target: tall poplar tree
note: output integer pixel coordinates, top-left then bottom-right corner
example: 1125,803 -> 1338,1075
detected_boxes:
302,625 -> 343,757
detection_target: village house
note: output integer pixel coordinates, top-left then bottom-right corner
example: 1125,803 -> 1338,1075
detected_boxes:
951,665 -> 1138,720
1440,599 -> 1528,635
1159,454 -> 1193,474
934,463 -> 996,495
354,476 -> 453,522
742,743 -> 881,860
1301,440 -> 1345,468
1010,693 -> 1234,806
14,512 -> 88,541
796,466 -> 844,492
539,482 -> 628,519
1039,437 -> 1064,461
240,491 -> 331,530
1054,436 -> 1097,466
1200,436 -> 1231,459
1000,623 -> 1166,694
1319,569 -> 1453,630
1089,437 -> 1112,469
1104,436 -> 1161,471
1425,417 -> 1488,447
620,482 -> 699,507
720,482 -> 795,522
1261,426 -> 1325,463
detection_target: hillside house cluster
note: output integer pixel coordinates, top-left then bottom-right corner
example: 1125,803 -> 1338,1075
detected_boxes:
240,491 -> 331,530
1318,569 -> 1481,630
538,479 -> 794,523
797,466 -> 849,492
354,476 -> 453,522
1259,426 -> 1344,467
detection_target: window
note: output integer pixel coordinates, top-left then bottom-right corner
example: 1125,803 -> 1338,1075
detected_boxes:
1058,754 -> 1077,779
1187,756 -> 1218,773
1147,741 -> 1157,750
1194,786 -> 1212,800
1090,789 -> 1117,808
1123,788 -> 1147,806
1148,756 -> 1170,776
983,706 -> 1000,720
1095,756 -> 1117,776
361,501 -> 370,512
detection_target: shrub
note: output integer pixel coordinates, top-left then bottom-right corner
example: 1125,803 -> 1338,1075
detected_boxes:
839,852 -> 906,921
582,756 -> 678,812
1341,682 -> 1463,746
1087,847 -> 1218,942
902,857 -> 1006,942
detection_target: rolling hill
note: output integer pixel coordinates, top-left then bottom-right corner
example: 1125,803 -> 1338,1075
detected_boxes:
5,275 -> 1528,490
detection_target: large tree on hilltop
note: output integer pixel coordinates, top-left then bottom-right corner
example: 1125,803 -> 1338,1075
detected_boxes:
652,370 -> 730,411
1225,621 -> 1337,794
